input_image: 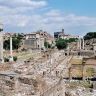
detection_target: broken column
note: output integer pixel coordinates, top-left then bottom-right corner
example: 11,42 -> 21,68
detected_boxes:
15,77 -> 20,95
0,24 -> 4,63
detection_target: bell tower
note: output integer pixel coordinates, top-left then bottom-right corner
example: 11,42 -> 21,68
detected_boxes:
62,29 -> 64,34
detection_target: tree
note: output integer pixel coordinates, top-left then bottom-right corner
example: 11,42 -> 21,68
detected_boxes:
68,38 -> 78,43
63,38 -> 78,43
44,41 -> 51,48
13,56 -> 17,61
3,39 -> 10,50
84,32 -> 96,40
3,33 -> 23,50
56,38 -> 67,50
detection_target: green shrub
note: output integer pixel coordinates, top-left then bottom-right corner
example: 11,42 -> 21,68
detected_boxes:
44,41 -> 51,48
4,57 -> 9,62
13,56 -> 17,61
56,38 -> 67,50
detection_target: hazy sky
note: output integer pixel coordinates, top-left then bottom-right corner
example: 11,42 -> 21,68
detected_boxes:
0,0 -> 96,36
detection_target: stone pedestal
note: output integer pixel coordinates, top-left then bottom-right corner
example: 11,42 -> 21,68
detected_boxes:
9,57 -> 13,62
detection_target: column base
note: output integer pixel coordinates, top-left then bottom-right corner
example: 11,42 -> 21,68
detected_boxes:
9,57 -> 13,62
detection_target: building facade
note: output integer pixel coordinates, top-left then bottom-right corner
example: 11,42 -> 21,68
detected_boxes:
54,29 -> 78,40
24,30 -> 54,49
54,29 -> 64,39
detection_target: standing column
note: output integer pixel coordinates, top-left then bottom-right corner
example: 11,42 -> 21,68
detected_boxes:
77,40 -> 80,50
0,24 -> 4,63
79,38 -> 81,50
9,36 -> 13,62
67,46 -> 70,55
82,38 -> 85,50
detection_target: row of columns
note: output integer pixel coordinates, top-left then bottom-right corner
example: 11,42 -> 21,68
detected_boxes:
77,38 -> 85,50
0,24 -> 13,63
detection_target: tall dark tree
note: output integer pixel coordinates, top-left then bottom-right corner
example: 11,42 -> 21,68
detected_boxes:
84,32 -> 96,40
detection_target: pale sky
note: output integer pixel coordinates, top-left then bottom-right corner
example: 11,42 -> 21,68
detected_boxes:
0,0 -> 96,36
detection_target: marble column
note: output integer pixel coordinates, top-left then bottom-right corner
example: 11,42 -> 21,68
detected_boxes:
77,39 -> 80,50
79,38 -> 82,50
9,36 -> 13,62
0,24 -> 4,63
82,38 -> 85,50
67,46 -> 70,55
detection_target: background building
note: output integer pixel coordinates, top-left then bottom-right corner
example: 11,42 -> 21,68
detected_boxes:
24,30 -> 54,50
54,29 -> 78,40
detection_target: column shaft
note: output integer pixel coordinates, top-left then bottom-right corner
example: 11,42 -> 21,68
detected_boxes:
10,36 -> 13,56
9,36 -> 13,62
79,38 -> 81,50
82,39 -> 85,50
0,32 -> 3,63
